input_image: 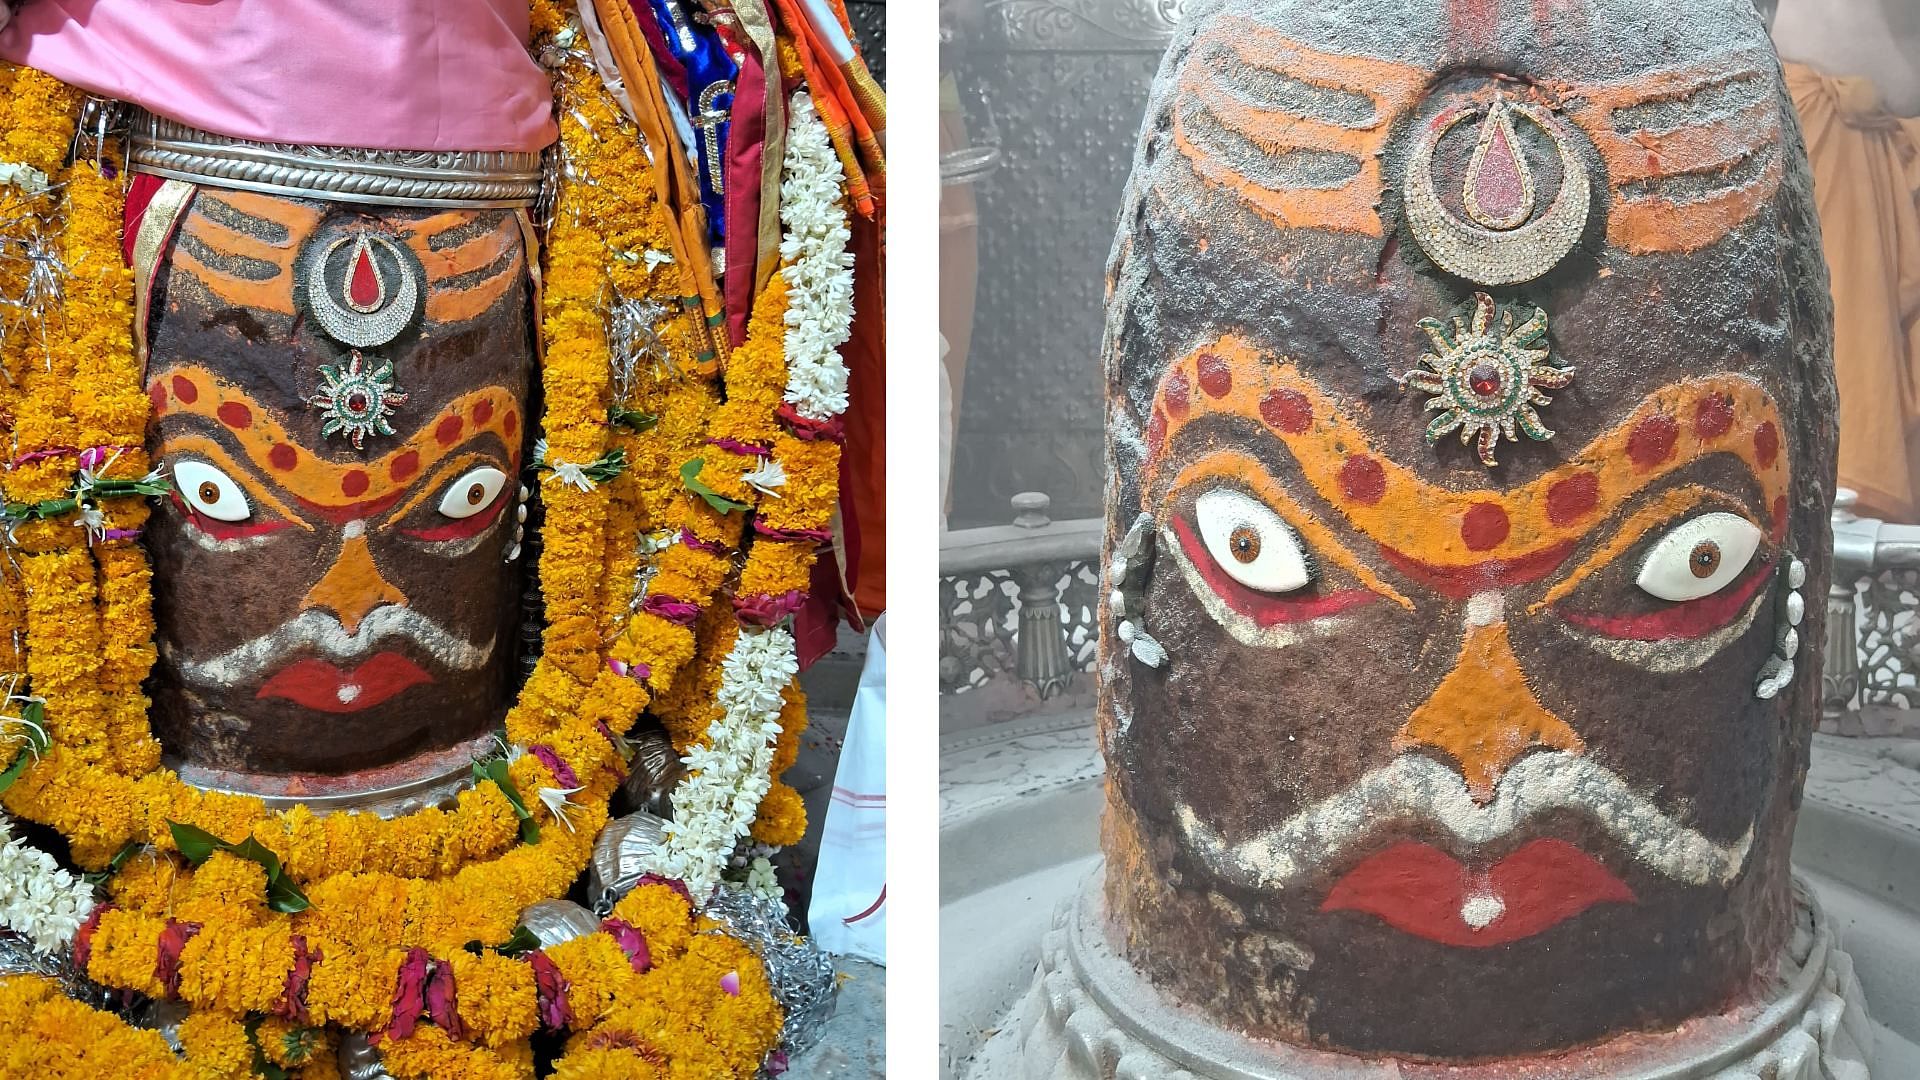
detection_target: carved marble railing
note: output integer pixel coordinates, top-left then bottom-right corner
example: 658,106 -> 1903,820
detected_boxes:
1825,489 -> 1920,737
939,493 -> 1102,698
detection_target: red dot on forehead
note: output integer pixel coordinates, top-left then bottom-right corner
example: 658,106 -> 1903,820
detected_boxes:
1627,414 -> 1677,468
390,450 -> 420,482
1259,389 -> 1311,434
1461,502 -> 1510,551
1694,394 -> 1735,440
1196,353 -> 1232,398
504,411 -> 519,438
148,382 -> 168,414
1146,408 -> 1168,451
436,415 -> 464,446
1754,422 -> 1780,468
1546,472 -> 1599,526
1164,372 -> 1191,418
217,402 -> 252,429
473,399 -> 495,426
171,376 -> 199,405
342,470 -> 370,498
1772,495 -> 1789,540
1339,454 -> 1386,505
268,444 -> 298,471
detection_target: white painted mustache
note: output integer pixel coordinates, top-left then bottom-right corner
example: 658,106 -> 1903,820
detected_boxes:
170,606 -> 496,686
1176,751 -> 1753,890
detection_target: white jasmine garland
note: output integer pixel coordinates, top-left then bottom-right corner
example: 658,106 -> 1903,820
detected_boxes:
658,627 -> 799,901
777,93 -> 855,422
0,812 -> 94,954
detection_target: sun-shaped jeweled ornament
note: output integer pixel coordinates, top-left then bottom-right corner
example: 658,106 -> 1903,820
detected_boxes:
309,349 -> 409,449
1401,291 -> 1572,466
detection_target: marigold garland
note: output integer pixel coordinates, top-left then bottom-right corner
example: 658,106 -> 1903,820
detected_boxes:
0,0 -> 850,1068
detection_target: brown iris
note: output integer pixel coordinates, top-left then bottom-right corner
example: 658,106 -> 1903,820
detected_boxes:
465,481 -> 488,507
1229,524 -> 1261,564
1689,539 -> 1721,579
197,481 -> 220,504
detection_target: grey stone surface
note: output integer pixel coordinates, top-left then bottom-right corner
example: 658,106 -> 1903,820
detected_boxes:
790,957 -> 887,1078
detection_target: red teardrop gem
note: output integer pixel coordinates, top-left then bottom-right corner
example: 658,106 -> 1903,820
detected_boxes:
1474,122 -> 1526,223
349,247 -> 381,309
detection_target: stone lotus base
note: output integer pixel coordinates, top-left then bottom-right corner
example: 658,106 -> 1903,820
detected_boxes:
973,866 -> 1872,1080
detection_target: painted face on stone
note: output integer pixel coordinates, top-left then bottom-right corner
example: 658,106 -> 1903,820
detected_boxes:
143,190 -> 533,785
1102,0 -> 1833,1061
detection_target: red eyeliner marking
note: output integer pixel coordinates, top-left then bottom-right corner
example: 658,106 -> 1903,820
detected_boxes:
1378,542 -> 1575,599
168,491 -> 292,541
1560,558 -> 1772,641
402,491 -> 509,542
1170,517 -> 1374,626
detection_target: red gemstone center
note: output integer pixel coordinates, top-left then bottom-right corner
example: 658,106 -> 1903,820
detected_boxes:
346,392 -> 370,414
349,248 -> 381,309
1467,362 -> 1504,397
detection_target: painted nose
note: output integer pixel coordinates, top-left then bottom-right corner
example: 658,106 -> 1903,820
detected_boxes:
301,534 -> 407,636
1394,612 -> 1583,804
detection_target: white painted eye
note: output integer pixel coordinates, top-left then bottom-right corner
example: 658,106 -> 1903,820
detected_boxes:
1636,512 -> 1763,602
174,460 -> 251,522
1194,489 -> 1310,593
437,466 -> 509,519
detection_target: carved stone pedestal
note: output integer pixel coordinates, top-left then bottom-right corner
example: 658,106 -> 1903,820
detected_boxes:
976,867 -> 1873,1080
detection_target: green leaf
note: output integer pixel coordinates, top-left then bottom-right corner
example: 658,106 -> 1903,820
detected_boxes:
168,821 -> 224,865
610,406 -> 659,433
0,748 -> 32,795
680,457 -> 749,515
244,1016 -> 292,1080
497,924 -> 541,958
265,872 -> 310,915
82,842 -> 144,888
228,836 -> 283,880
473,759 -> 539,846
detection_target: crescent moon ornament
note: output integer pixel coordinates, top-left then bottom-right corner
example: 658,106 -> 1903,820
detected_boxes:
305,233 -> 419,349
1403,96 -> 1592,286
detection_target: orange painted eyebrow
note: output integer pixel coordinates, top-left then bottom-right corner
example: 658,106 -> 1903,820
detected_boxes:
148,364 -> 522,513
1142,336 -> 1788,571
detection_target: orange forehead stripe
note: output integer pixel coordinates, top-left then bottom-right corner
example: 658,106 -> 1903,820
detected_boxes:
149,365 -> 521,510
1565,52 -> 1783,255
1143,337 -> 1788,569
1174,18 -> 1427,237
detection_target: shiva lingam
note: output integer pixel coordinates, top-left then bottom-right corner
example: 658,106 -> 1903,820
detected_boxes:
988,0 -> 1875,1075
129,117 -> 542,806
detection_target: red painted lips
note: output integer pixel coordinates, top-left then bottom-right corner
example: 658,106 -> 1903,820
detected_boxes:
1321,839 -> 1635,946
256,652 -> 432,713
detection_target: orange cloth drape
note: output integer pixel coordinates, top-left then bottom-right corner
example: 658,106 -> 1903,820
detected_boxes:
1787,61 -> 1920,520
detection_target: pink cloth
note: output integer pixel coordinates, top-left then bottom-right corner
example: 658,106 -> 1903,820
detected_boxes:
0,0 -> 557,153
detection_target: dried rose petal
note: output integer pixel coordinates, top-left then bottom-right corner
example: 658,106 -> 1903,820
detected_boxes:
386,947 -> 430,1040
601,917 -> 652,974
720,970 -> 741,997
528,950 -> 574,1032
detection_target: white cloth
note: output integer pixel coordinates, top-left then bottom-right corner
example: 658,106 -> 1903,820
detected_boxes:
806,615 -> 886,963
